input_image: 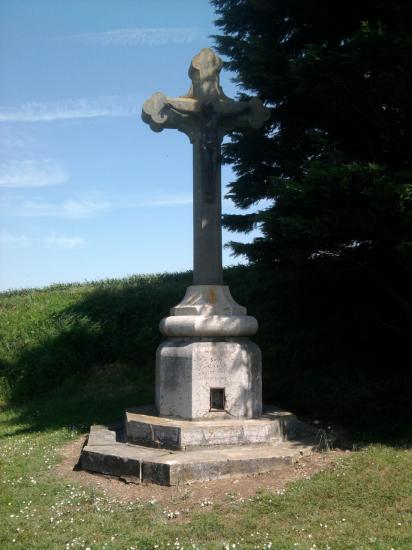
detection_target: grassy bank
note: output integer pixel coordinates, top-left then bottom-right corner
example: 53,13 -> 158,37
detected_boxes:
0,271 -> 190,404
1,264 -> 411,440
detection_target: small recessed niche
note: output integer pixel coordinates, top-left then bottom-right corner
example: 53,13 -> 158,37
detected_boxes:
210,387 -> 225,411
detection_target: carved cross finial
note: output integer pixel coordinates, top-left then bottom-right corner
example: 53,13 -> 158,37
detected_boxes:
142,48 -> 270,141
187,48 -> 227,102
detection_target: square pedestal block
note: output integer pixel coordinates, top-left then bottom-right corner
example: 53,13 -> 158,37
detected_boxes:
155,337 -> 262,419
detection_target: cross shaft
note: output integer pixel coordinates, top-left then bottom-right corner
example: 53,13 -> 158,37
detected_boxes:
142,48 -> 270,285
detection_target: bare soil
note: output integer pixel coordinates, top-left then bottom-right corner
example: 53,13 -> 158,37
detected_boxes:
55,436 -> 348,511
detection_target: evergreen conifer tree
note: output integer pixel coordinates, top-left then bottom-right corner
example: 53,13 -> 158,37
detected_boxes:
212,0 -> 412,267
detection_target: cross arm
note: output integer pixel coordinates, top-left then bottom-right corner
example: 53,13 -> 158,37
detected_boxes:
219,97 -> 271,135
142,92 -> 198,137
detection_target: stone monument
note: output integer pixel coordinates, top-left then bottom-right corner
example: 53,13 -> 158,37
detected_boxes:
142,48 -> 268,422
79,49 -> 317,485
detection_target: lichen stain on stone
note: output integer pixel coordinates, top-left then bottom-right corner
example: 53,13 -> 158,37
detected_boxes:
207,288 -> 217,304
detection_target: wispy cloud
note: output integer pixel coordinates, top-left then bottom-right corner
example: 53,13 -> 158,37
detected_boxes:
15,195 -> 191,218
74,27 -> 199,47
44,234 -> 84,249
0,233 -> 31,248
8,193 -> 192,220
0,95 -> 139,123
0,127 -> 39,150
140,195 -> 192,207
0,232 -> 84,249
0,160 -> 68,188
17,199 -> 110,218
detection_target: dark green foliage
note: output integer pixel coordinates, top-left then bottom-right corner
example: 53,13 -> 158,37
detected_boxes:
211,0 -> 412,264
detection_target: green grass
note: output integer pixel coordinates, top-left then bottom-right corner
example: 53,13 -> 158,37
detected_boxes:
1,384 -> 411,549
0,272 -> 191,403
1,267 -> 412,548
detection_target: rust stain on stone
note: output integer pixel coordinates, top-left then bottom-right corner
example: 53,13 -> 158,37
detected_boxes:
207,288 -> 217,304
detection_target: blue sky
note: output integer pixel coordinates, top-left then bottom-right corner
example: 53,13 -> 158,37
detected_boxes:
0,0 -> 258,291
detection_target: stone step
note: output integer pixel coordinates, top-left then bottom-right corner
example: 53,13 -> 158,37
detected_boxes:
125,406 -> 301,450
79,424 -> 316,486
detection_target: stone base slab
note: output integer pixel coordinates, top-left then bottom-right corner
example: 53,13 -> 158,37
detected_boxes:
80,426 -> 315,486
79,407 -> 319,485
125,406 -> 297,450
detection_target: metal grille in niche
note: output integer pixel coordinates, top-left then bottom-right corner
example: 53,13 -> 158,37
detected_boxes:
210,388 -> 225,410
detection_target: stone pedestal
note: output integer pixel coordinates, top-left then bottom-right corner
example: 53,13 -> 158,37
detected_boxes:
156,285 -> 262,420
156,338 -> 261,419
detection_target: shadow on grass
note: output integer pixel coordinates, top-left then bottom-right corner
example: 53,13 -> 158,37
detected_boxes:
1,264 -> 411,445
0,365 -> 154,438
226,263 -> 412,446
0,272 -> 191,435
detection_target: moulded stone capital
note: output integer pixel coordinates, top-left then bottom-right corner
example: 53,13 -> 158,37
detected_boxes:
159,314 -> 258,337
170,285 -> 246,316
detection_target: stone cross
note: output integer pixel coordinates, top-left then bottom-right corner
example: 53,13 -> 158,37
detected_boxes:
142,48 -> 270,285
